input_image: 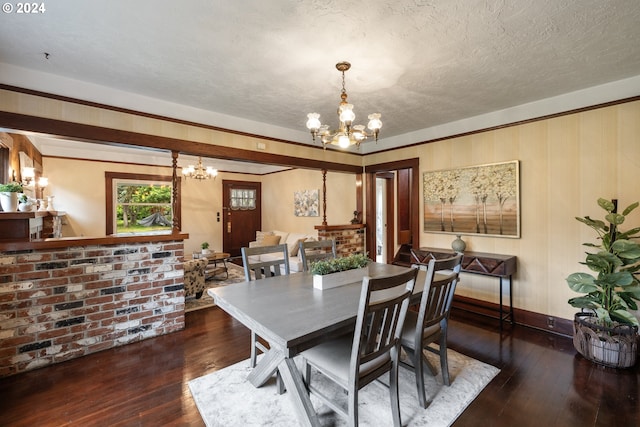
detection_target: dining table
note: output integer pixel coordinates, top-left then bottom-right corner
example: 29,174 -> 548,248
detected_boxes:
209,262 -> 427,427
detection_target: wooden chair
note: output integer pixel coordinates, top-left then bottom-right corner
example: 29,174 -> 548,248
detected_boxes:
241,244 -> 291,368
400,254 -> 462,408
301,268 -> 418,427
299,239 -> 337,272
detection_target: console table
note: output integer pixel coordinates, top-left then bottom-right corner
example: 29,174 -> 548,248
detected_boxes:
394,245 -> 517,327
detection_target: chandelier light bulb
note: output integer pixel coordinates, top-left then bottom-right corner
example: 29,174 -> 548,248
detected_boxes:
338,134 -> 351,148
306,113 -> 321,131
339,104 -> 355,125
367,113 -> 382,130
206,167 -> 218,178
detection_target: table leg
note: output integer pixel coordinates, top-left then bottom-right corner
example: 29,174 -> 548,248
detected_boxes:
246,349 -> 320,426
247,347 -> 282,387
278,358 -> 321,427
220,258 -> 229,279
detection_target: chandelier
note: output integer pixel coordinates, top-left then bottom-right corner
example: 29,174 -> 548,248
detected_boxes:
182,157 -> 218,180
306,61 -> 382,149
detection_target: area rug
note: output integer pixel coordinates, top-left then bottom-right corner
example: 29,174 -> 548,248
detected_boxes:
189,348 -> 499,426
185,263 -> 246,313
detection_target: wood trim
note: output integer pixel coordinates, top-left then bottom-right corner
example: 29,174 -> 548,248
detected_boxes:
314,224 -> 365,231
452,295 -> 573,337
105,172 -> 179,235
0,84 -> 364,157
0,232 -> 189,252
355,173 -> 363,220
364,158 -> 420,258
3,85 -> 639,160
0,111 -> 363,174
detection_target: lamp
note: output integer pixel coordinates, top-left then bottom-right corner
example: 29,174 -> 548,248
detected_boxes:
306,61 -> 382,149
182,157 -> 218,180
22,167 -> 35,186
38,176 -> 48,196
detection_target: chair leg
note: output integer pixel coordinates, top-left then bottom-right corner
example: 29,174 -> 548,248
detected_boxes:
389,358 -> 402,427
440,331 -> 451,386
347,388 -> 359,427
414,346 -> 427,409
276,371 -> 285,394
250,332 -> 257,368
303,359 -> 311,385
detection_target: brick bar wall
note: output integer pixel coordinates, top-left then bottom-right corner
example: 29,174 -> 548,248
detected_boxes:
317,227 -> 365,257
0,240 -> 185,377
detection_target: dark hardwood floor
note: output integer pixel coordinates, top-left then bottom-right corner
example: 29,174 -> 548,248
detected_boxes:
1,307 -> 638,426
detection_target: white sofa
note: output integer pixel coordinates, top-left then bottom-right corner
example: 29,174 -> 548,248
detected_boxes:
248,230 -> 316,272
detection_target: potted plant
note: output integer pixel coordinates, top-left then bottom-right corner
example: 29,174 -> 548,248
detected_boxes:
310,253 -> 370,290
566,198 -> 640,368
18,193 -> 34,212
0,182 -> 23,212
201,242 -> 212,255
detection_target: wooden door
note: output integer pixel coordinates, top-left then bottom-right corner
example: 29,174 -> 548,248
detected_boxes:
222,180 -> 261,257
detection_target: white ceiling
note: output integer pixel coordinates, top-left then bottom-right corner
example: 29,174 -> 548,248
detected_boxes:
2,0 -> 640,165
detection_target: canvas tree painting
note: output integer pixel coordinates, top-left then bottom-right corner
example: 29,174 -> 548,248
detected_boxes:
423,160 -> 520,237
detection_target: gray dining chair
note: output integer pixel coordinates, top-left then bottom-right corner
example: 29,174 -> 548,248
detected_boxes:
400,254 -> 462,408
241,243 -> 291,368
300,268 -> 418,427
299,239 -> 337,272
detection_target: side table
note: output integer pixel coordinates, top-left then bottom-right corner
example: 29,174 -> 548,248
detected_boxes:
203,252 -> 231,280
395,245 -> 517,328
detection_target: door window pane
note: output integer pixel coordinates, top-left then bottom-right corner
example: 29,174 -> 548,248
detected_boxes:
230,188 -> 256,210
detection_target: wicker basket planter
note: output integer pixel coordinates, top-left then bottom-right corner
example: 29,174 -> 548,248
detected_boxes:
573,312 -> 639,369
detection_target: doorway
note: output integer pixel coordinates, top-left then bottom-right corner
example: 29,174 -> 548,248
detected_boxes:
365,158 -> 420,264
222,180 -> 261,258
375,172 -> 395,263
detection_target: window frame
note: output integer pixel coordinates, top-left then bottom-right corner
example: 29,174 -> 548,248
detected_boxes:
105,172 -> 180,235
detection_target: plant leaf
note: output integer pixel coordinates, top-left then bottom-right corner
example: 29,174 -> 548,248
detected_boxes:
599,271 -> 634,287
612,239 -> 640,259
584,252 -> 620,272
566,273 -> 598,293
568,296 -> 600,310
598,198 -> 615,212
618,226 -> 640,239
610,309 -> 640,326
576,216 -> 607,231
605,212 -> 625,226
595,307 -> 611,323
622,201 -> 639,216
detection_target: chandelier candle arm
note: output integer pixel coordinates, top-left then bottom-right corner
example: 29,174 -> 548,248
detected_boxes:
305,61 -> 382,149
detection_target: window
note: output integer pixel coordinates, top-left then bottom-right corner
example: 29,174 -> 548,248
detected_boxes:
230,188 -> 256,210
105,172 -> 179,235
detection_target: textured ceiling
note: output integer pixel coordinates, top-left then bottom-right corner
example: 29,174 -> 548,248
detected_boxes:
2,0 -> 640,158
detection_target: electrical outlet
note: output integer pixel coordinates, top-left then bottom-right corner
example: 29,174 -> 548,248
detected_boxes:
547,316 -> 555,328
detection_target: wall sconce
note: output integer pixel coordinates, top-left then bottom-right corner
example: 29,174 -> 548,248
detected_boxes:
22,167 -> 35,186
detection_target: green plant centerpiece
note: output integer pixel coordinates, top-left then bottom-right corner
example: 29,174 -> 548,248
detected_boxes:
566,198 -> 640,368
310,253 -> 370,290
0,182 -> 23,193
309,253 -> 369,275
